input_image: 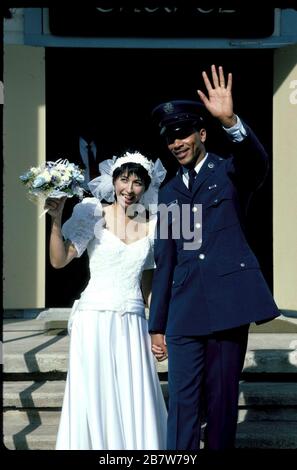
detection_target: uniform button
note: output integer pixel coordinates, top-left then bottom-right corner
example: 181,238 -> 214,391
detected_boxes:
199,253 -> 205,260
213,199 -> 218,204
192,206 -> 198,212
172,280 -> 175,285
195,222 -> 201,229
240,262 -> 246,267
208,162 -> 215,169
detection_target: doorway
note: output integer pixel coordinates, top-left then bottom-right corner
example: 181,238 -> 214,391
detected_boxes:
45,48 -> 274,306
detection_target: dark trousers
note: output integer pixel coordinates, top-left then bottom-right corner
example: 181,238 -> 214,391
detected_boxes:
166,325 -> 249,450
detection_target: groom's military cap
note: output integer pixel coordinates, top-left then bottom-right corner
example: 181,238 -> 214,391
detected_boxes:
151,100 -> 206,136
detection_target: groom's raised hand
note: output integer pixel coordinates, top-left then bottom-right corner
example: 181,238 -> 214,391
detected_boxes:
197,64 -> 237,128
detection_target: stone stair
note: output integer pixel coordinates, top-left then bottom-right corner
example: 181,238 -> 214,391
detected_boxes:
3,311 -> 297,450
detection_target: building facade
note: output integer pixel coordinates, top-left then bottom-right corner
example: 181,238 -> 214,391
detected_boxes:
3,7 -> 297,318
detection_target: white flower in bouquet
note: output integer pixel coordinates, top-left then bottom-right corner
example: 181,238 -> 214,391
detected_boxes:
19,159 -> 86,216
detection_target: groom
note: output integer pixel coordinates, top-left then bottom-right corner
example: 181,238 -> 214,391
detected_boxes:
148,65 -> 279,450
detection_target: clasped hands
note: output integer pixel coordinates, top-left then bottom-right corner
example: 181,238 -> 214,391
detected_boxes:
151,334 -> 168,362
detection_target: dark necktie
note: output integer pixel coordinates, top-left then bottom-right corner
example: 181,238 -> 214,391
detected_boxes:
87,143 -> 98,181
188,168 -> 197,192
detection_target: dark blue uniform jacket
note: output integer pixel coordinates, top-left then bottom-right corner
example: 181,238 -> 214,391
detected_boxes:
149,123 -> 280,336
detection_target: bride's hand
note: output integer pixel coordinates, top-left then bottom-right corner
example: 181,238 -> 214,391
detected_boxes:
44,196 -> 67,218
151,334 -> 168,362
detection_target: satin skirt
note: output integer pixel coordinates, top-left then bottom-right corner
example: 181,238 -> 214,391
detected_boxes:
56,308 -> 167,450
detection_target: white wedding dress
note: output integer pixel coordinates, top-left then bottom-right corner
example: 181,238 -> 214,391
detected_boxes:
55,198 -> 167,450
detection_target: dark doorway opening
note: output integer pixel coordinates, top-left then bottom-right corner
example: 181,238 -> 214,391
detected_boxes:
45,48 -> 273,307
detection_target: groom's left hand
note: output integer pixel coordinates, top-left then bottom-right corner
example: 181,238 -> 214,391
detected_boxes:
151,334 -> 168,361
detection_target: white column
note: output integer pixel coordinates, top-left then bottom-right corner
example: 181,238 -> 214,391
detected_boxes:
4,44 -> 46,308
273,45 -> 297,313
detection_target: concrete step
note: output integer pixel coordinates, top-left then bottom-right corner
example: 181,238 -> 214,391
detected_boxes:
3,380 -> 65,408
235,421 -> 297,449
237,408 -> 297,422
4,380 -> 297,411
5,311 -> 297,334
3,317 -> 67,336
249,311 -> 297,334
4,410 -> 59,450
3,319 -> 46,331
4,330 -> 297,374
238,381 -> 297,406
43,308 -> 297,332
3,332 -> 69,374
4,409 -> 297,450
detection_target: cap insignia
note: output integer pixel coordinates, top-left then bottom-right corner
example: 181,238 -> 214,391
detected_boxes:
163,102 -> 174,114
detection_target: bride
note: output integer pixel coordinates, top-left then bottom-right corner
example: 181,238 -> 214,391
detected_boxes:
45,151 -> 167,450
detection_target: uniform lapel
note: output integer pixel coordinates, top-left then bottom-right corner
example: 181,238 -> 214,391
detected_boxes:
170,154 -> 222,198
191,155 -> 218,197
171,168 -> 191,199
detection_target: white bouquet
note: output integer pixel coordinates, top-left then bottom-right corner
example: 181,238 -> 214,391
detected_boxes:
19,159 -> 86,215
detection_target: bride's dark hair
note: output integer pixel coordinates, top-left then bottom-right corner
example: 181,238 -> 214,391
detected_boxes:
112,162 -> 151,191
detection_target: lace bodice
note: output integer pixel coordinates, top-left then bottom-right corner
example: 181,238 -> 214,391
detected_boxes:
62,198 -> 156,312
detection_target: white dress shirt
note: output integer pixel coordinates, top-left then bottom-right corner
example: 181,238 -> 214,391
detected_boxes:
182,115 -> 247,188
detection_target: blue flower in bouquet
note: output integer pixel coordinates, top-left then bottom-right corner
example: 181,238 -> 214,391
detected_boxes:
19,167 -> 40,183
19,170 -> 33,182
32,174 -> 50,188
19,159 -> 86,203
72,169 -> 85,183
